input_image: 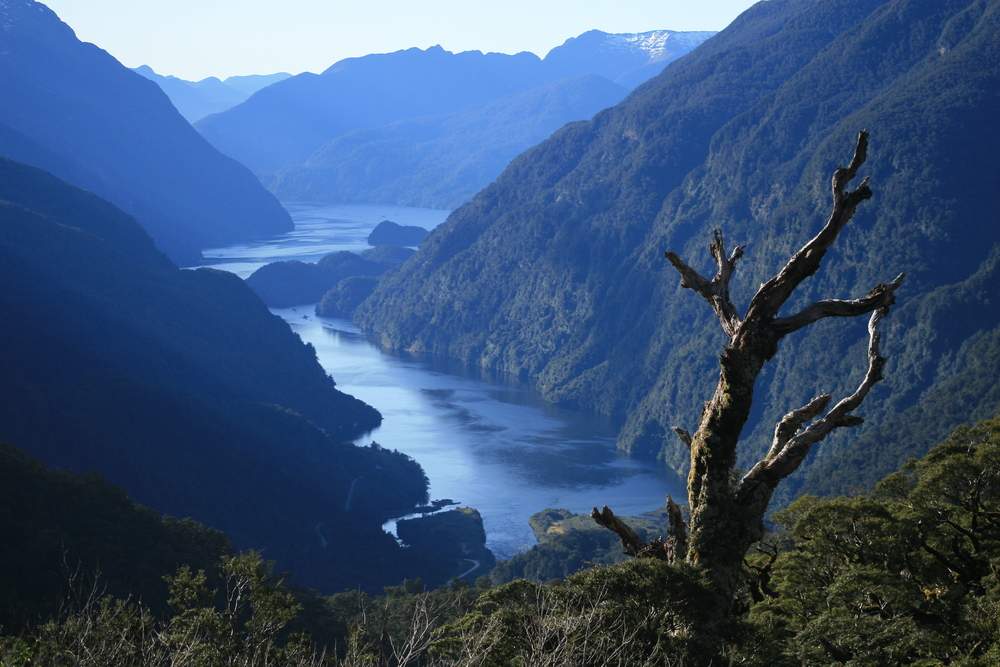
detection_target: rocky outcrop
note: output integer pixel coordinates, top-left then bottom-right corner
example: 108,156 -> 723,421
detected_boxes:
396,508 -> 495,579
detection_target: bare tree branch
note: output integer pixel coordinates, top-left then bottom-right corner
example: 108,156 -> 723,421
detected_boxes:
665,229 -> 745,337
739,305 -> 892,492
773,272 -> 904,336
665,496 -> 688,564
591,506 -> 648,557
672,426 -> 693,449
591,506 -> 674,561
763,394 -> 832,462
745,130 -> 873,323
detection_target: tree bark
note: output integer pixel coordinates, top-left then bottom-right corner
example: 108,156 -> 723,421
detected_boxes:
595,131 -> 904,604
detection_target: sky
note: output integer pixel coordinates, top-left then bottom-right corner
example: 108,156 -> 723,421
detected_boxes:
42,0 -> 759,81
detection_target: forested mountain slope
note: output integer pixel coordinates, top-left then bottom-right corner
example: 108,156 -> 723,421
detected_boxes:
0,444 -> 231,631
0,158 -> 429,592
357,0 -> 1000,499
0,0 -> 290,262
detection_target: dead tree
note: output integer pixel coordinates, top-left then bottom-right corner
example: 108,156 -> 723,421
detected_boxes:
594,131 -> 904,599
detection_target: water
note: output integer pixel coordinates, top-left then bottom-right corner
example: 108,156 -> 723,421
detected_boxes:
200,202 -> 448,278
201,203 -> 684,558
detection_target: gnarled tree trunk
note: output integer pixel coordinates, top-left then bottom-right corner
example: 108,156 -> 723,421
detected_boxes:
595,131 -> 904,601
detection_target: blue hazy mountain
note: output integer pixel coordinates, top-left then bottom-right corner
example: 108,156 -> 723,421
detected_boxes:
198,30 -> 714,206
356,0 -> 1000,502
0,0 -> 291,262
272,74 -> 628,208
0,157 -> 434,592
134,65 -> 291,122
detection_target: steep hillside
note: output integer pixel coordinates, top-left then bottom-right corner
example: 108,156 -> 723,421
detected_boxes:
0,444 -> 230,631
134,65 -> 290,123
0,0 -> 290,262
357,0 -> 1000,499
0,158 -> 431,593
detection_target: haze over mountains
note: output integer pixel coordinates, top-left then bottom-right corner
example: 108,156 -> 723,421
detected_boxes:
134,65 -> 291,123
0,0 -> 290,262
198,29 -> 714,208
357,0 -> 1000,501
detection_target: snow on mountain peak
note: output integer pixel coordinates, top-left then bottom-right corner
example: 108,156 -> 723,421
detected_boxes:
605,30 -> 715,63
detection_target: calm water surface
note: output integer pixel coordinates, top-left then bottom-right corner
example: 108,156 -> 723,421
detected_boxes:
202,203 -> 683,558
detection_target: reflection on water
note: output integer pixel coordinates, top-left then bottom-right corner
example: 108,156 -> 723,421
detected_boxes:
199,202 -> 449,277
204,204 -> 683,558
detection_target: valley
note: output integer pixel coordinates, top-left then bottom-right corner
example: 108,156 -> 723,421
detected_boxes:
3,0 -> 999,662
200,204 -> 685,559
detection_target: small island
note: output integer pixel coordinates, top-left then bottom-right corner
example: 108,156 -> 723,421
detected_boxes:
367,220 -> 429,247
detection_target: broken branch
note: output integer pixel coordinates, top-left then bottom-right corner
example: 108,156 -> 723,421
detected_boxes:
739,305 -> 893,492
665,228 -> 745,337
591,506 -> 648,557
745,130 -> 873,322
773,273 -> 904,336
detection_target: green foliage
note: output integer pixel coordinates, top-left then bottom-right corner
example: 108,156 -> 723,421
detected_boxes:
0,552 -> 323,667
5,416 -> 1000,665
432,559 -> 731,665
0,443 -> 229,633
746,417 -> 1000,665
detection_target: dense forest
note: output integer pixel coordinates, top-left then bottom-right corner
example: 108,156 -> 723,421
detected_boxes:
2,415 -> 997,664
357,0 -> 1000,506
0,158 -> 463,593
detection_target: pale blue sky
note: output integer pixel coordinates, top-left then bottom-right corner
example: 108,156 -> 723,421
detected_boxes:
43,1 -> 758,80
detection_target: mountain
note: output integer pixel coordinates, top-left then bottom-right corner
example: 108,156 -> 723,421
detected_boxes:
134,65 -> 291,123
0,0 -> 291,262
0,157 -> 434,593
197,46 -> 551,180
223,72 -> 293,97
356,0 -> 1000,501
198,30 -> 713,207
272,74 -> 628,209
543,29 -> 716,89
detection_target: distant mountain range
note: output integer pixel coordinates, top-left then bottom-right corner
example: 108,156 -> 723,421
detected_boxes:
198,30 -> 714,208
356,0 -> 1000,502
272,74 -> 629,208
0,0 -> 290,262
133,65 -> 291,123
